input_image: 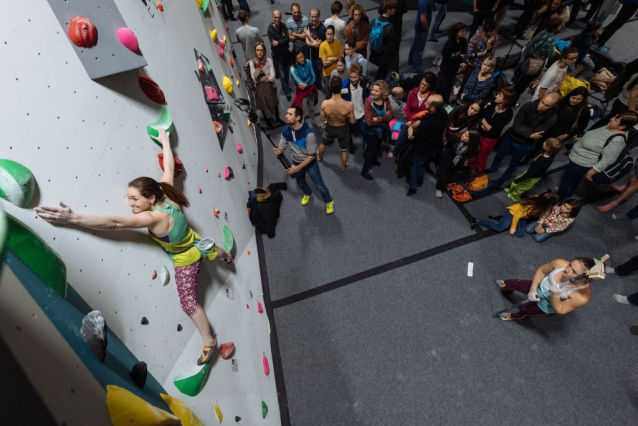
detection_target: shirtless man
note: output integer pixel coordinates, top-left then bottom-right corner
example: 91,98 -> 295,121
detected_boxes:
318,76 -> 356,171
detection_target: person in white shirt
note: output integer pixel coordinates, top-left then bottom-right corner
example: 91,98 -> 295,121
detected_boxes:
324,1 -> 347,45
533,47 -> 579,101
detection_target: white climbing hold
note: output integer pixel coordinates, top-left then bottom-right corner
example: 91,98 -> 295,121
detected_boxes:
160,265 -> 170,286
80,310 -> 107,362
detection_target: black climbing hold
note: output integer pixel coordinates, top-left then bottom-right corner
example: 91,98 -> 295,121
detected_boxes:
177,324 -> 183,332
242,164 -> 246,169
235,416 -> 241,422
130,361 -> 148,389
141,317 -> 149,325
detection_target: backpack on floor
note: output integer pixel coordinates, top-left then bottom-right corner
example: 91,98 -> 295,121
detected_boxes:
369,18 -> 390,54
446,183 -> 472,202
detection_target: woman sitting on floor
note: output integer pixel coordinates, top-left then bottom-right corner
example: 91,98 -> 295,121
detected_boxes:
525,199 -> 580,242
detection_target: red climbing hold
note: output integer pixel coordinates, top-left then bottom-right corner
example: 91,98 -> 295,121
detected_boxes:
139,75 -> 166,104
158,153 -> 184,177
257,302 -> 263,313
263,353 -> 270,376
212,209 -> 220,218
151,270 -> 157,279
199,188 -> 202,194
68,16 -> 98,48
205,167 -> 209,173
220,342 -> 235,359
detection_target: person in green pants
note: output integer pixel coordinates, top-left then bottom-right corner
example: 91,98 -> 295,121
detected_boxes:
505,138 -> 562,202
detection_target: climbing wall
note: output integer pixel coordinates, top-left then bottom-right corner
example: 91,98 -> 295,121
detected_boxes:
0,0 -> 279,424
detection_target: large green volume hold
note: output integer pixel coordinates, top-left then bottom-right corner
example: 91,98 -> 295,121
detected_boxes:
0,159 -> 36,208
146,106 -> 174,146
172,363 -> 211,397
222,225 -> 234,254
6,214 -> 67,298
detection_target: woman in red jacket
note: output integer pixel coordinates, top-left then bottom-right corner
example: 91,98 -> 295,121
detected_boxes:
404,72 -> 437,124
361,80 -> 394,180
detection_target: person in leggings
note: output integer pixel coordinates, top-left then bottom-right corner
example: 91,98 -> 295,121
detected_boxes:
34,128 -> 234,365
496,257 -> 595,320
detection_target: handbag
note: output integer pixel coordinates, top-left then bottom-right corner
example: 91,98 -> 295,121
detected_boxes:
591,67 -> 616,93
520,41 -> 546,76
592,134 -> 633,184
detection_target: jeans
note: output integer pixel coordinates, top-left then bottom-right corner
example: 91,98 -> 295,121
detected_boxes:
436,70 -> 457,104
489,134 -> 534,182
362,130 -> 385,174
476,211 -> 526,236
348,117 -> 366,150
469,10 -> 495,39
597,4 -> 638,46
408,32 -> 429,73
293,160 -> 332,203
525,221 -> 555,242
429,3 -> 447,40
273,53 -> 291,97
409,152 -> 437,188
237,0 -> 250,12
311,58 -> 323,90
557,160 -> 590,201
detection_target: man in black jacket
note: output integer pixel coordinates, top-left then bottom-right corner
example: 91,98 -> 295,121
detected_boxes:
489,93 -> 559,185
406,94 -> 448,196
369,0 -> 399,81
268,10 -> 292,101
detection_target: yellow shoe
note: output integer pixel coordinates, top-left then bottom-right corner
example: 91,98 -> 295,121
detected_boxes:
301,194 -> 312,206
326,201 -> 334,215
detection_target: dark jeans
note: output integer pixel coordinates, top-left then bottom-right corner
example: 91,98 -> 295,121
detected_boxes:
568,0 -> 581,23
520,137 -> 546,165
362,130 -> 384,174
515,0 -> 543,36
584,0 -> 604,21
469,10 -> 495,39
590,99 -> 628,130
273,53 -> 291,97
348,117 -> 365,150
374,66 -> 389,82
436,70 -> 457,104
616,255 -> 638,276
409,152 -> 438,188
489,134 -> 535,182
311,58 -> 323,90
502,279 -> 555,319
598,4 -> 638,46
220,0 -> 234,19
436,161 -> 460,190
557,160 -> 590,201
293,160 -> 332,203
408,32 -> 429,73
476,211 -> 527,236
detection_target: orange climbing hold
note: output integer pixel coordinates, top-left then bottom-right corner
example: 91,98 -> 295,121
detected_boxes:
246,250 -> 250,255
157,2 -> 164,11
212,209 -> 220,218
214,121 -> 223,134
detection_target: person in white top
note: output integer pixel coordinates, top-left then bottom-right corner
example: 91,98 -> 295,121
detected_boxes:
496,257 -> 596,320
324,1 -> 347,45
533,47 -> 579,101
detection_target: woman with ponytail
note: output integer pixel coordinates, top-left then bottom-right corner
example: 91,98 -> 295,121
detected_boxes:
35,128 -> 233,366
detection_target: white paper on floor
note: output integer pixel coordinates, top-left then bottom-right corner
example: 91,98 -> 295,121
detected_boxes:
467,262 -> 474,277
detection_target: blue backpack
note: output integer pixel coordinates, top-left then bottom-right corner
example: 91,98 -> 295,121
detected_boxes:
369,18 -> 390,54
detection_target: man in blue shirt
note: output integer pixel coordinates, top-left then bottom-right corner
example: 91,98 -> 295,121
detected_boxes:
286,3 -> 310,59
407,0 -> 432,74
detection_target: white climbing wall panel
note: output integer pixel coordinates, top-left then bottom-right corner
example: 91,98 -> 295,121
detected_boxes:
0,0 -> 279,424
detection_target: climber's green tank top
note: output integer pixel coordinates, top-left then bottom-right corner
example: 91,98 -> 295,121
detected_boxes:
149,199 -> 203,267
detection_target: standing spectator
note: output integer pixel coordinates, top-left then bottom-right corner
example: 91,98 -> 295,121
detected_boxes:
361,80 -> 394,180
597,167 -> 638,213
592,0 -> 638,53
318,77 -> 356,172
532,47 -> 579,101
341,62 -> 370,153
305,8 -> 327,92
235,11 -> 263,61
274,106 -> 335,215
344,5 -> 370,58
406,95 -> 449,195
268,10 -> 292,102
494,0 -> 514,32
290,48 -> 321,127
324,2 -> 347,45
369,0 -> 399,81
408,0 -> 432,74
436,22 -> 468,104
514,0 -> 545,39
405,72 -> 437,123
447,101 -> 483,136
464,21 -> 498,86
513,18 -> 562,96
570,22 -> 602,78
429,0 -> 449,42
435,129 -> 481,197
490,93 -> 560,186
527,0 -> 570,40
557,111 -> 638,201
330,57 -> 349,82
391,0 -> 409,45
219,0 -> 236,21
236,0 -> 250,15
469,0 -> 500,39
590,72 -> 638,130
505,138 -> 563,202
608,255 -> 638,279
524,200 -> 580,242
249,42 -> 283,129
344,41 -> 368,76
459,57 -> 498,104
319,26 -> 343,97
287,4 -> 310,58
471,87 -> 516,175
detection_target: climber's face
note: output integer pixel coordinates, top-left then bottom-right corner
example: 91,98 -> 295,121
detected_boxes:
127,187 -> 154,213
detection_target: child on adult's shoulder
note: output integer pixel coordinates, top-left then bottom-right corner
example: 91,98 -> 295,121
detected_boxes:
504,138 -> 563,202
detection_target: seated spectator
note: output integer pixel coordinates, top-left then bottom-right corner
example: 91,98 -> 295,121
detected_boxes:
525,199 -> 580,242
459,57 -> 498,104
570,22 -> 602,78
532,47 -> 579,101
435,129 -> 481,198
505,138 -> 563,202
590,71 -> 638,130
464,20 -> 498,85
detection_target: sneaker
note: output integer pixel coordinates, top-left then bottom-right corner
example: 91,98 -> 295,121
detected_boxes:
435,189 -> 442,198
612,294 -> 631,305
499,312 -> 512,321
301,194 -> 312,205
495,279 -> 512,293
326,201 -> 334,215
592,45 -> 609,53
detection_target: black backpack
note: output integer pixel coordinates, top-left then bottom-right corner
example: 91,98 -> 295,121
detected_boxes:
592,133 -> 633,184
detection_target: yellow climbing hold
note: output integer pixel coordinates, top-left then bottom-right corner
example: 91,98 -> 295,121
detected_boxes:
214,400 -> 223,423
106,385 -> 180,426
195,0 -> 203,7
236,79 -> 240,87
223,35 -> 227,43
223,76 -> 234,95
247,119 -> 252,126
161,394 -> 204,426
210,30 -> 217,41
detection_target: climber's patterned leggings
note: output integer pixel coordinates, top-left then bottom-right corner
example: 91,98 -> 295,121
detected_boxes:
174,260 -> 202,316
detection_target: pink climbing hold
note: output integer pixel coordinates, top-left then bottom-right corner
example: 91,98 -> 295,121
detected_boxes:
257,301 -> 263,313
219,39 -> 226,49
151,270 -> 157,280
237,143 -> 243,154
205,167 -> 209,173
117,28 -> 139,53
263,353 -> 270,376
220,342 -> 235,360
224,167 -> 233,180
217,46 -> 224,58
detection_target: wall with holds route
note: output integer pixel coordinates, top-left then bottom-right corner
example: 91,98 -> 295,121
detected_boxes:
0,0 -> 278,424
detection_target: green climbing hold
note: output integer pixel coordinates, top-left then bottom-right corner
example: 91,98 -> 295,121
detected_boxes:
0,206 -> 6,259
6,214 -> 67,298
0,159 -> 36,208
147,106 -> 174,146
249,290 -> 253,299
173,362 -> 211,397
222,225 -> 234,254
261,400 -> 268,419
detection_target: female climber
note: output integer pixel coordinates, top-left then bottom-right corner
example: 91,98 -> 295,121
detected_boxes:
495,257 -> 596,320
34,128 -> 233,365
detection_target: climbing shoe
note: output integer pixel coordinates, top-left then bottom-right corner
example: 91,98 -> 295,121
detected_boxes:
301,194 -> 312,206
197,338 -> 217,366
326,201 -> 334,215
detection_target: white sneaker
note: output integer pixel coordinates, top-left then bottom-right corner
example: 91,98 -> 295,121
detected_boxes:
435,189 -> 442,198
605,266 -> 615,274
612,294 -> 631,305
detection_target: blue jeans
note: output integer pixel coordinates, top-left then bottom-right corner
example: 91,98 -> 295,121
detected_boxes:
408,32 -> 428,73
273,53 -> 291,97
476,211 -> 526,236
409,152 -> 437,188
429,3 -> 447,40
294,160 -> 332,203
237,0 -> 250,12
557,161 -> 590,201
489,134 -> 534,182
525,221 -> 555,242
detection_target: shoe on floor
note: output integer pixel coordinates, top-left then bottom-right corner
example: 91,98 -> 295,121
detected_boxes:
469,217 -> 477,230
605,266 -> 615,274
435,189 -> 442,198
326,201 -> 334,215
612,213 -> 629,220
285,93 -> 292,102
495,279 -> 512,292
361,171 -> 373,180
430,38 -> 439,42
612,294 -> 631,305
407,187 -> 417,196
301,194 -> 312,205
499,312 -> 512,321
